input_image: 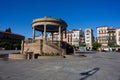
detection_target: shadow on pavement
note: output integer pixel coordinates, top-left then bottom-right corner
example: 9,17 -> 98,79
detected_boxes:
80,67 -> 100,80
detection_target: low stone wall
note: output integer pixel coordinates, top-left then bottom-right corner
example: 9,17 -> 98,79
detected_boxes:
23,39 -> 42,54
38,56 -> 63,59
9,54 -> 26,59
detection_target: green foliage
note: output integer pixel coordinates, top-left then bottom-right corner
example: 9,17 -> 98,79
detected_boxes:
108,42 -> 120,47
5,27 -> 11,33
116,45 -> 120,47
0,42 -> 21,50
13,43 -> 21,50
92,42 -> 101,50
108,42 -> 115,47
79,43 -> 86,47
0,42 -> 11,50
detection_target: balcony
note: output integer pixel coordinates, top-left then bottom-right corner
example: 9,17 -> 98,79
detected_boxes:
97,36 -> 108,40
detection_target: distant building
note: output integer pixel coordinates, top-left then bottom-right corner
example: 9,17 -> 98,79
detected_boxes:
97,26 -> 120,50
80,36 -> 85,43
67,29 -> 84,47
66,30 -> 73,45
108,28 -> 116,43
116,28 -> 120,45
47,32 -> 59,41
72,29 -> 83,47
97,26 -> 108,50
0,30 -> 25,49
47,29 -> 85,47
85,28 -> 94,50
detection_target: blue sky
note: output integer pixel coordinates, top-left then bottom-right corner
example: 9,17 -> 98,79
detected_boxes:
0,0 -> 120,38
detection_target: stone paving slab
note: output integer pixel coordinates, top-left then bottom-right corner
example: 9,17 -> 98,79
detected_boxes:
0,52 -> 120,80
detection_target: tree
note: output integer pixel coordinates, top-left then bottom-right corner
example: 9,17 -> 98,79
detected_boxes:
0,42 -> 11,50
79,43 -> 86,47
108,42 -> 120,47
116,45 -> 120,47
5,27 -> 11,33
108,42 -> 115,47
13,43 -> 21,50
92,42 -> 101,50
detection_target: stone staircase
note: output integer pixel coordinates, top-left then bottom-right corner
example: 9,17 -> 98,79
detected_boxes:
45,42 -> 61,51
42,41 -> 65,55
22,39 -> 66,56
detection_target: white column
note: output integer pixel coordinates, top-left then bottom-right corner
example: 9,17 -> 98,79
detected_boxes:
65,28 -> 67,38
61,31 -> 63,41
59,26 -> 61,47
32,27 -> 35,40
21,40 -> 24,54
59,26 -> 61,41
43,24 -> 46,41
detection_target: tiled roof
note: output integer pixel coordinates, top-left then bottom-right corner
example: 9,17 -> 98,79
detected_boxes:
0,30 -> 25,37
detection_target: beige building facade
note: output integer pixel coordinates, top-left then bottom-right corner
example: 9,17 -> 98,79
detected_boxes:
97,26 -> 120,51
85,28 -> 94,50
97,26 -> 108,49
108,28 -> 116,43
116,28 -> 120,45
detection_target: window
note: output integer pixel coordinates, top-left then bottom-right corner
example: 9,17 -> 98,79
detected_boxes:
86,40 -> 89,42
99,30 -> 100,33
86,30 -> 90,32
86,33 -> 89,35
86,30 -> 90,34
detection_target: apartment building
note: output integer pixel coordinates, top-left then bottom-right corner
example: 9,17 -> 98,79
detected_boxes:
97,26 -> 108,50
97,26 -> 120,50
66,30 -> 73,45
108,28 -> 116,43
85,28 -> 94,50
67,29 -> 84,47
116,28 -> 120,45
47,29 -> 85,47
47,32 -> 59,41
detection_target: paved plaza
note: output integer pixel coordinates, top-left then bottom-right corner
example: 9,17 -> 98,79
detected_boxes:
0,52 -> 120,80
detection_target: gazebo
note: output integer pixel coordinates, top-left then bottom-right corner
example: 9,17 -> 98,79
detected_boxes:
22,17 -> 68,59
32,16 -> 67,46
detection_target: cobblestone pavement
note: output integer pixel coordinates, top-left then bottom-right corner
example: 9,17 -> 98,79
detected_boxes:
0,52 -> 120,80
